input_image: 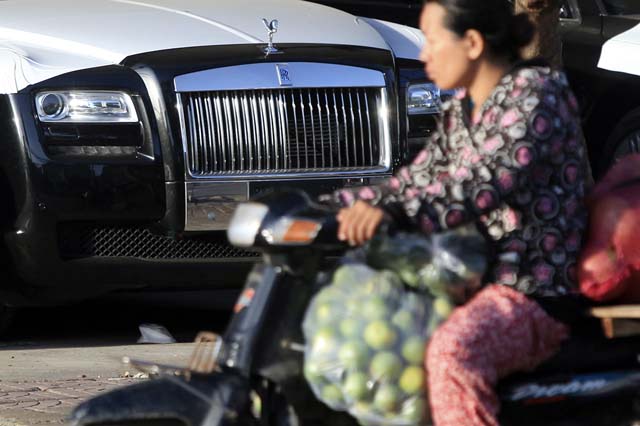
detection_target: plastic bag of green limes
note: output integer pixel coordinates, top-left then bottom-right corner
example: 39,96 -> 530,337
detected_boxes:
302,264 -> 448,426
366,225 -> 489,306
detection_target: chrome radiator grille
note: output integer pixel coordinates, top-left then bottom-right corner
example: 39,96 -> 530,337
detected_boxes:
180,87 -> 386,176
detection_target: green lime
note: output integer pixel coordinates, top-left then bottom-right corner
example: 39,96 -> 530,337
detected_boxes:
404,292 -> 428,320
391,310 -> 414,332
366,270 -> 402,295
314,287 -> 337,304
303,359 -> 323,382
343,372 -> 371,401
338,341 -> 370,371
352,401 -> 375,425
362,296 -> 391,320
400,397 -> 426,422
401,336 -> 425,365
369,351 -> 403,381
333,264 -> 376,289
315,302 -> 337,324
419,263 -> 448,295
311,326 -> 339,355
339,317 -> 361,338
433,297 -> 454,318
364,320 -> 397,350
373,384 -> 401,413
399,366 -> 424,394
321,384 -> 344,408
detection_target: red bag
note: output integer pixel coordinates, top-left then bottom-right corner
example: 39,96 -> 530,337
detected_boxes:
578,154 -> 640,302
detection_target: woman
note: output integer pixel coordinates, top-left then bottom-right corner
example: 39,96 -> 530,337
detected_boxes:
332,0 -> 591,425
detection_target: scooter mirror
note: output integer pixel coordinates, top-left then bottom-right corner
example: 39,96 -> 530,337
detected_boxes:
227,202 -> 269,247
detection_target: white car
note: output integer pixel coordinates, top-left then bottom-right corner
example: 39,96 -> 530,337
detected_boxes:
0,0 -> 438,327
560,0 -> 640,176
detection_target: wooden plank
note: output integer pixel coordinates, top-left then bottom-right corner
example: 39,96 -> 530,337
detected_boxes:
590,305 -> 640,319
599,318 -> 640,338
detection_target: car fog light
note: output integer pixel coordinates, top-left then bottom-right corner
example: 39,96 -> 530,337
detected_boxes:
407,83 -> 441,115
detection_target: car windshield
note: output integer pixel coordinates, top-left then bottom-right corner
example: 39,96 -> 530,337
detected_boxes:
603,0 -> 640,15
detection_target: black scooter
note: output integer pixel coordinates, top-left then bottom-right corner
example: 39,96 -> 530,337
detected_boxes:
69,190 -> 640,426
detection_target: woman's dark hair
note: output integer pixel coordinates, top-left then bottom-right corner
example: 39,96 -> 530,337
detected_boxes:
424,0 -> 535,61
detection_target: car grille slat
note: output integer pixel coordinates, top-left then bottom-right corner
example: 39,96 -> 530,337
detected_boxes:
364,89 -> 374,165
279,91 -> 291,169
347,89 -> 358,166
250,93 -> 260,170
181,87 -> 384,175
339,89 -> 350,166
332,89 -> 342,166
324,90 -> 333,169
356,89 -> 365,167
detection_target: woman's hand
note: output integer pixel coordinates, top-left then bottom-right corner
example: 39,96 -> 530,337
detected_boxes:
337,200 -> 385,246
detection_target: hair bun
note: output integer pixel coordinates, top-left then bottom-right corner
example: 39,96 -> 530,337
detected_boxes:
510,13 -> 535,50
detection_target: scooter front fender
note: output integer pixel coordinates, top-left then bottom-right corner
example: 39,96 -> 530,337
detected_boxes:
68,371 -> 253,426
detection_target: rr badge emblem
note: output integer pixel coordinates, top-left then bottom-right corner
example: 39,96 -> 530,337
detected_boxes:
276,64 -> 292,86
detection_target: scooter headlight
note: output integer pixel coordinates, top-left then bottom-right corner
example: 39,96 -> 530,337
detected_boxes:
227,203 -> 269,247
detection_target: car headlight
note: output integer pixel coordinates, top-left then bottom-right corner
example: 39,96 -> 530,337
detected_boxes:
407,83 -> 441,115
35,91 -> 138,123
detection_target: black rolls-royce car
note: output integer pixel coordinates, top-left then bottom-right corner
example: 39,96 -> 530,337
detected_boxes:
0,0 -> 441,329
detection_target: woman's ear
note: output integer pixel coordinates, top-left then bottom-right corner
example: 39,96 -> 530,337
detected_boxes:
464,29 -> 485,61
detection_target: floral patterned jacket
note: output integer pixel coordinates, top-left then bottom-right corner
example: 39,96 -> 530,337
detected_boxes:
333,64 -> 591,298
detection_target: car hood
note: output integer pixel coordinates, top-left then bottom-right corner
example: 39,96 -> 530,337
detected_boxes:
599,22 -> 640,76
0,0 -> 423,93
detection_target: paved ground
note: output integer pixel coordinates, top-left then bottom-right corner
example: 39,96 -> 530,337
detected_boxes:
0,295 -> 233,426
0,343 -> 197,425
0,377 -> 143,425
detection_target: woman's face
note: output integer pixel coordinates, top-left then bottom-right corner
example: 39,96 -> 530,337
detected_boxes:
419,2 -> 475,90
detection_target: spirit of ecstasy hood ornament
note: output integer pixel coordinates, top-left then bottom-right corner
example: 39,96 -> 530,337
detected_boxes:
262,18 -> 280,55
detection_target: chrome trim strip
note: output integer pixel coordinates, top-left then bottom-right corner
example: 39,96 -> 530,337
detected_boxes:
175,63 -> 386,92
184,174 -> 392,231
185,181 -> 250,231
186,167 -> 391,181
